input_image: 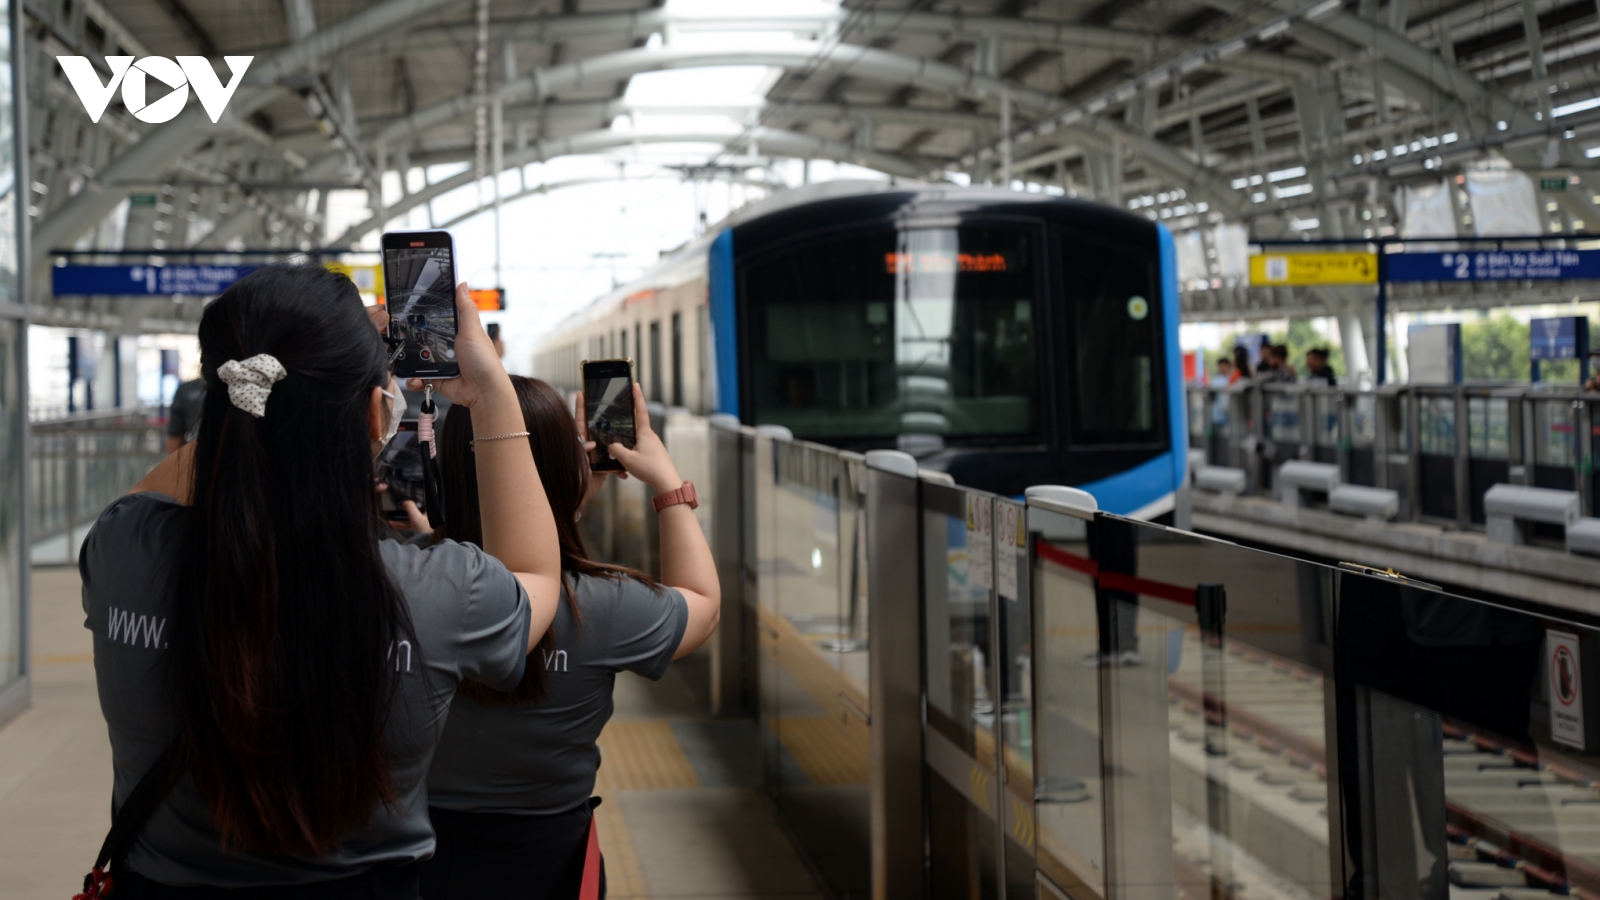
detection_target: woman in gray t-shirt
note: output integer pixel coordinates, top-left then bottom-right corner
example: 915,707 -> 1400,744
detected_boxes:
80,269 -> 568,897
420,377 -> 721,899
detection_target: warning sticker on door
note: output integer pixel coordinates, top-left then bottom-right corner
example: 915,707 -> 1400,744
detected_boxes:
995,501 -> 1021,600
1548,630 -> 1585,750
966,494 -> 993,594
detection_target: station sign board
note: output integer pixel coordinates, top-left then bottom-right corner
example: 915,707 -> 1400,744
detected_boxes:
324,261 -> 383,295
1529,316 -> 1587,361
470,287 -> 506,311
1387,249 -> 1600,282
52,263 -> 261,296
1248,252 -> 1376,285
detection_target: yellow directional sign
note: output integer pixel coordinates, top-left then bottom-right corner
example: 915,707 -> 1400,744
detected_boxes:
324,262 -> 384,295
1249,252 -> 1377,286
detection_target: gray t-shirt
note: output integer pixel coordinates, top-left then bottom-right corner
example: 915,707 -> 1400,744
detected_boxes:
79,493 -> 532,887
427,572 -> 688,815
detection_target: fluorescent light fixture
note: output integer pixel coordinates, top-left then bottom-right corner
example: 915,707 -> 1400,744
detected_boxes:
1274,183 -> 1314,198
1585,146 -> 1600,158
1248,174 -> 1264,185
1442,132 -> 1458,143
1258,19 -> 1290,39
1554,97 -> 1600,118
1304,0 -> 1342,18
1251,192 -> 1267,203
1231,178 -> 1249,188
1267,165 -> 1306,182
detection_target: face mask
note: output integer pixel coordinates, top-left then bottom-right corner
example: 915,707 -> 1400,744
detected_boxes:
378,379 -> 403,447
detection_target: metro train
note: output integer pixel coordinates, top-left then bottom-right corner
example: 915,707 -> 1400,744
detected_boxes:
533,181 -> 1187,516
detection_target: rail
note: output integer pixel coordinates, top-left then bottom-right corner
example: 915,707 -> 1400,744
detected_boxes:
30,408 -> 165,564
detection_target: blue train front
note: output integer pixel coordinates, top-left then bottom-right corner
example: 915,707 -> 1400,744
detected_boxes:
539,184 -> 1188,518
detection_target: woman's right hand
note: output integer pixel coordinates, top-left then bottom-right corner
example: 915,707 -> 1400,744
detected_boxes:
605,384 -> 684,495
405,282 -> 510,409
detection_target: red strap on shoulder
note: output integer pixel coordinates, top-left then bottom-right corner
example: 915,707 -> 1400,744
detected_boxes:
579,810 -> 602,900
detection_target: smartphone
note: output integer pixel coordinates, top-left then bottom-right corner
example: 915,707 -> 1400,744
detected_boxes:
582,358 -> 636,472
382,230 -> 460,380
377,420 -> 425,523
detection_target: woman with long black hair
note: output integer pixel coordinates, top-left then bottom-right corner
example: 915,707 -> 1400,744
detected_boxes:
417,377 -> 720,898
78,267 -> 564,897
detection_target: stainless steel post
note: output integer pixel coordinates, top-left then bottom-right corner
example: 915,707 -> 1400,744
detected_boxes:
865,449 -> 925,900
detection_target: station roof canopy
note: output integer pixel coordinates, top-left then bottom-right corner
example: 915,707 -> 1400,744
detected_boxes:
25,0 -> 1600,325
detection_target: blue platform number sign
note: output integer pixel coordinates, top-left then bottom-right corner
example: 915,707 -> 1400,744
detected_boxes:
52,264 -> 260,296
1386,250 -> 1600,282
1530,317 -> 1581,361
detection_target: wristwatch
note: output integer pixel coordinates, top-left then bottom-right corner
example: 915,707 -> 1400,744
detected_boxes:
652,480 -> 699,512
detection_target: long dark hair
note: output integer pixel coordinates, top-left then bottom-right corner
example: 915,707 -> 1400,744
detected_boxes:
439,375 -> 656,704
1232,345 -> 1253,378
169,266 -> 415,856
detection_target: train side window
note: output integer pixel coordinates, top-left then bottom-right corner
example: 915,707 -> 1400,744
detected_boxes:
1059,235 -> 1162,446
742,224 -> 1040,443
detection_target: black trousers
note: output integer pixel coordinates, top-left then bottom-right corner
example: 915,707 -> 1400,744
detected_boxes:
114,864 -> 419,899
418,804 -> 604,900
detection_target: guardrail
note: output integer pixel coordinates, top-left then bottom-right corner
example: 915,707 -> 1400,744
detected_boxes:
1188,382 -> 1599,540
29,409 -> 165,564
582,403 -> 1600,900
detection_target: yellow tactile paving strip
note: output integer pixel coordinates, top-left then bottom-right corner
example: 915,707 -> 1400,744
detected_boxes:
771,716 -> 869,785
592,720 -> 703,899
595,720 -> 701,790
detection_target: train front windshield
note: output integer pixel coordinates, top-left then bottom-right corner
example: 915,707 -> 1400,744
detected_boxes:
743,222 -> 1162,447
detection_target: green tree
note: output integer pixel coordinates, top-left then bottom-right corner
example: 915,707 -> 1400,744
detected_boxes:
1458,316 -> 1528,382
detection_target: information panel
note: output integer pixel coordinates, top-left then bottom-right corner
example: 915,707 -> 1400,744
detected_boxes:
1387,249 -> 1600,282
52,264 -> 261,296
1249,252 -> 1377,285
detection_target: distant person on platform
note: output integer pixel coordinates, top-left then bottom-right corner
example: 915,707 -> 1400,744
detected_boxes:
487,322 -> 505,360
1586,350 -> 1600,392
1211,357 -> 1233,387
1228,346 -> 1253,385
1259,344 -> 1296,383
165,378 -> 206,454
1306,348 -> 1338,386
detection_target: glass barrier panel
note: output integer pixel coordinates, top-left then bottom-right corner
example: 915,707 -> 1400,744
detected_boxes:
1313,394 -> 1340,449
1269,392 -> 1302,444
1350,395 -> 1376,450
1467,397 -> 1511,524
1418,395 -> 1459,521
1031,507 -> 1107,900
1334,574 -> 1600,900
1533,399 -> 1579,492
767,440 -> 871,898
1190,391 -> 1207,444
0,318 -> 18,691
1033,510 -> 1339,900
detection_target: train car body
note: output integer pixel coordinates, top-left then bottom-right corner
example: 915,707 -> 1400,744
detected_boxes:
535,181 -> 1187,517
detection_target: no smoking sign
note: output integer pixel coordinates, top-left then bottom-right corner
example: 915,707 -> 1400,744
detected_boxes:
1548,630 -> 1586,750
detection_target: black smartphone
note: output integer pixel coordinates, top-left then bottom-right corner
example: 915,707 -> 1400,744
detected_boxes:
382,230 -> 460,380
582,358 -> 636,472
377,420 -> 424,523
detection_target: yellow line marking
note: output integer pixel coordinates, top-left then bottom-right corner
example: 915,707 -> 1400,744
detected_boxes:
33,652 -> 92,664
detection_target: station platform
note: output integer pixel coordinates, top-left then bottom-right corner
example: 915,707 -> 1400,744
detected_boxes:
0,566 -> 826,900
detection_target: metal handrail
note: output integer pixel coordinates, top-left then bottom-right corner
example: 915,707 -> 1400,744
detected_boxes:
29,409 -> 165,563
1186,381 -> 1599,525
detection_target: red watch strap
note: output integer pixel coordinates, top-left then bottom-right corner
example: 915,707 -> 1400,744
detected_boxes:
652,480 -> 698,512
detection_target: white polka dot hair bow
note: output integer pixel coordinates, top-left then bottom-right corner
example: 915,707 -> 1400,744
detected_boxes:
216,354 -> 287,418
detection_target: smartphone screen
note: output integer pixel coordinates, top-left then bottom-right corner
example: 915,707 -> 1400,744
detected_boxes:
583,359 -> 635,472
382,230 -> 460,379
377,420 -> 424,522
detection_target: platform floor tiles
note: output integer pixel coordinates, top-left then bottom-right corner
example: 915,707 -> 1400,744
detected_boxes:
0,566 -> 826,900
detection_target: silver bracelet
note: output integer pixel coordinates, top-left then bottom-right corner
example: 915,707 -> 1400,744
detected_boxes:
470,430 -> 531,451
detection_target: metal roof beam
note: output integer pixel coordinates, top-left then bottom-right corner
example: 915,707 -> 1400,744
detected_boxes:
32,0 -> 469,274
331,125 -> 929,246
